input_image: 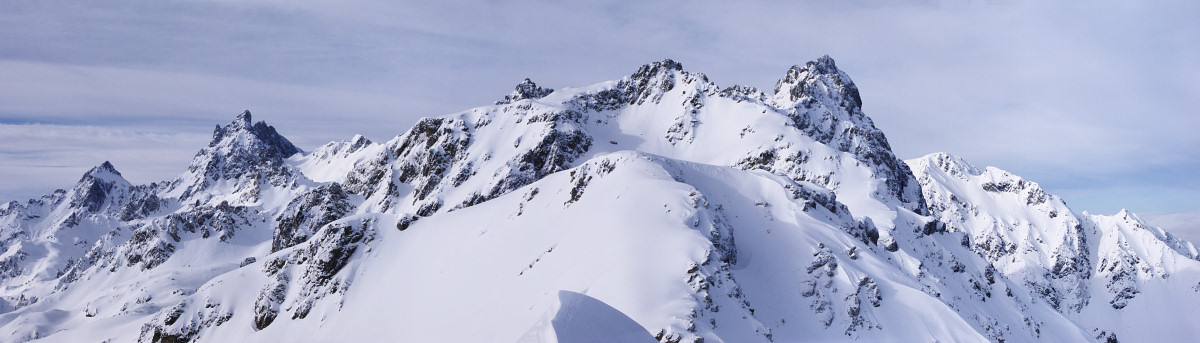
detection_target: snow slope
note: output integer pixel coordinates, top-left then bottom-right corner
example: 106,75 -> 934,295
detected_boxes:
0,57 -> 1197,343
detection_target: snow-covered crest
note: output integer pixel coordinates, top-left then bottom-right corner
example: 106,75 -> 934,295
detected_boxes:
909,152 -> 1200,340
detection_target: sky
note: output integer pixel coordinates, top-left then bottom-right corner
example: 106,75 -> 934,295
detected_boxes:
1,1 -> 1197,243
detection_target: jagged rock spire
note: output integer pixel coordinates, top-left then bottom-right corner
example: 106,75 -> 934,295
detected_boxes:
625,59 -> 686,105
209,110 -> 301,157
773,55 -> 863,110
632,59 -> 683,76
82,161 -> 123,180
767,56 -> 924,213
236,109 -> 253,128
179,111 -> 302,199
70,161 -> 131,212
496,78 -> 554,105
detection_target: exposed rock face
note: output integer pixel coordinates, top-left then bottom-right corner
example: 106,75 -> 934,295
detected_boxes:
273,183 -> 352,253
70,161 -> 129,213
770,56 -> 924,213
174,110 -> 303,201
496,78 -> 554,105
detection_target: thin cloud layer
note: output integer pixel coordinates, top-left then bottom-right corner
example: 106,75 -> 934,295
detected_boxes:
0,124 -> 208,197
1140,211 -> 1200,246
0,1 -> 1196,237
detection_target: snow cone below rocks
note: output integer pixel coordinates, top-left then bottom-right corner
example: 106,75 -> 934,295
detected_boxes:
1,57 -> 1198,343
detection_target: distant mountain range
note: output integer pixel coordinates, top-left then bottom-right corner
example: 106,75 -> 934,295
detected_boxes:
2,56 -> 1197,342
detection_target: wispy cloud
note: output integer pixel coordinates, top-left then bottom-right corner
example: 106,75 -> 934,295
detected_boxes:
0,60 -> 433,144
1140,211 -> 1200,247
0,123 -> 207,200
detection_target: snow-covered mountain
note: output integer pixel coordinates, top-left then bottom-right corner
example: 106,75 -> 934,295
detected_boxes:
2,56 -> 1197,342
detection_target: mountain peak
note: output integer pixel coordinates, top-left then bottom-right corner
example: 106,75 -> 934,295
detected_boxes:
87,161 -> 121,177
780,55 -> 841,80
496,78 -> 554,105
236,109 -> 253,128
78,160 -> 129,186
642,58 -> 683,72
208,110 -> 301,157
349,134 -> 372,148
773,55 -> 862,109
808,55 -> 840,75
620,58 -> 690,106
1116,208 -> 1135,219
179,111 -> 303,197
69,161 -> 130,212
911,152 -> 982,177
631,59 -> 684,80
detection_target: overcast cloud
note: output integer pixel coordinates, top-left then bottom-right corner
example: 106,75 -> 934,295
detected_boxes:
1,0 -> 1197,242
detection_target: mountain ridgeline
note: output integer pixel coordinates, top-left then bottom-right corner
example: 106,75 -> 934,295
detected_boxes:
1,57 -> 1198,343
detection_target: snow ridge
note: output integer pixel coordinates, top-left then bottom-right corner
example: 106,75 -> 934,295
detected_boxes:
909,152 -> 1200,341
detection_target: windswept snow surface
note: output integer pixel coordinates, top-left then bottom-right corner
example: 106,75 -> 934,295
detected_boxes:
0,57 -> 1197,343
